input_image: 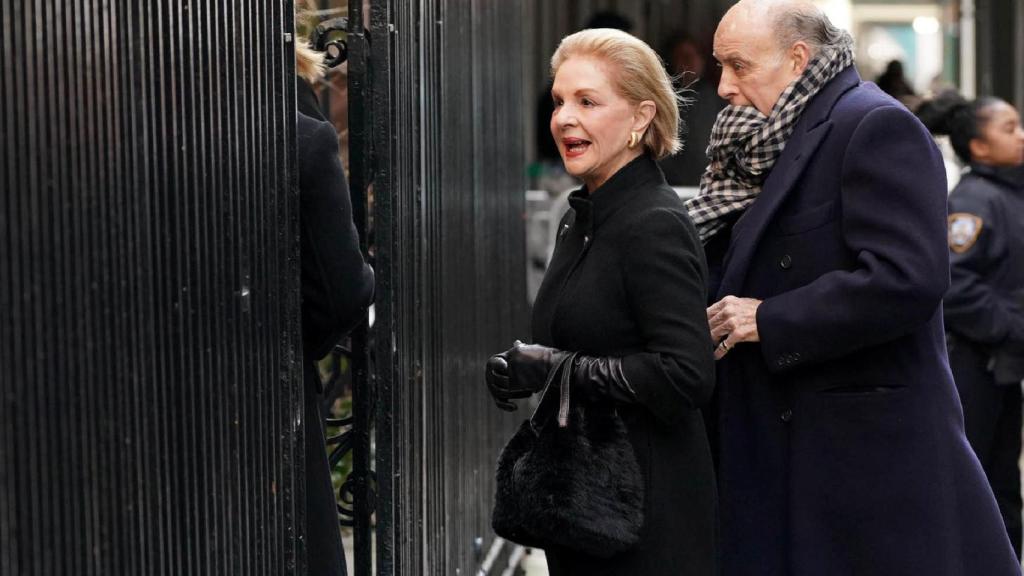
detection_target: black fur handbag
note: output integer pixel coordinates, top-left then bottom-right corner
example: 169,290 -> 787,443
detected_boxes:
491,353 -> 644,557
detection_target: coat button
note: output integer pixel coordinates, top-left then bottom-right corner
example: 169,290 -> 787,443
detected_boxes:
779,254 -> 793,269
780,409 -> 793,423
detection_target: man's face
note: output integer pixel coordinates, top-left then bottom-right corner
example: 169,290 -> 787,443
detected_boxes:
713,7 -> 803,116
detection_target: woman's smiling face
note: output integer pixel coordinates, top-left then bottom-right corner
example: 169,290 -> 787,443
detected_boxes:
550,56 -> 646,191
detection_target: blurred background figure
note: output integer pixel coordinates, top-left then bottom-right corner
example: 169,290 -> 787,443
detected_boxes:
923,90 -> 1024,559
657,33 -> 724,187
876,59 -> 920,108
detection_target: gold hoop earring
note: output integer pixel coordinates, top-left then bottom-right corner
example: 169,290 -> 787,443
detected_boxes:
628,131 -> 640,149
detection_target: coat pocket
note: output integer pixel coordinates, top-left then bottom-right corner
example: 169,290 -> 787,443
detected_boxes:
776,200 -> 837,235
817,383 -> 907,397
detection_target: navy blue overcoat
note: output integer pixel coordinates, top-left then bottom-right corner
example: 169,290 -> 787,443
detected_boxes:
712,66 -> 1021,576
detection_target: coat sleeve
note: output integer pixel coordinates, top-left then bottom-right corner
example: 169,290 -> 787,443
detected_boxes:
298,118 -> 375,359
944,191 -> 1024,346
617,208 -> 716,423
756,105 -> 950,372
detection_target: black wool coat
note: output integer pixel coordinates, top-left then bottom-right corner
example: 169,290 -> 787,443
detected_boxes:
532,155 -> 717,575
711,66 -> 1019,576
298,109 -> 374,576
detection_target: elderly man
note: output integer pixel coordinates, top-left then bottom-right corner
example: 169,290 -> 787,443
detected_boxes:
686,1 -> 1021,574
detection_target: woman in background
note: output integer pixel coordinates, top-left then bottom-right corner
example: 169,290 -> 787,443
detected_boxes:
920,91 -> 1024,558
296,38 -> 374,576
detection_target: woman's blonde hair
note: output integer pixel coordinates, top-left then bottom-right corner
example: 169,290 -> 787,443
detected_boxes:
295,38 -> 327,85
551,28 -> 683,159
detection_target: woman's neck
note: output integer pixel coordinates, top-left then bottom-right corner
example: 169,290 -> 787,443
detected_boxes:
583,149 -> 644,193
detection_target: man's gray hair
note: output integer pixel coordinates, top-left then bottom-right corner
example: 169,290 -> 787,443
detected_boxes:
772,3 -> 853,56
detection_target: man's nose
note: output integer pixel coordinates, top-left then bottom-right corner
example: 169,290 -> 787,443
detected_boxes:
718,70 -> 737,101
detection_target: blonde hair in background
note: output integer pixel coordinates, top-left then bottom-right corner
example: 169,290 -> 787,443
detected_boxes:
295,38 -> 327,85
294,1 -> 329,85
551,28 -> 684,160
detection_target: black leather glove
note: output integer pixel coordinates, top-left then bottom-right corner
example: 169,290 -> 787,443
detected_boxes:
485,340 -> 569,411
571,355 -> 637,404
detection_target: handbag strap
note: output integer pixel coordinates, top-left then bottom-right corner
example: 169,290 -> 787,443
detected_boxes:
557,352 -> 579,428
528,352 -> 578,431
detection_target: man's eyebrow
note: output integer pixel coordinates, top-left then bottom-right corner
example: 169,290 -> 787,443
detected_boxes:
714,50 -> 747,64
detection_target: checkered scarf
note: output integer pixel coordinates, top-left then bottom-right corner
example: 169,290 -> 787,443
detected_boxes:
686,39 -> 855,243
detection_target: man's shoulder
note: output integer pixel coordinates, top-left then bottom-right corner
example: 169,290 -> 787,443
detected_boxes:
826,83 -> 934,155
831,81 -> 906,123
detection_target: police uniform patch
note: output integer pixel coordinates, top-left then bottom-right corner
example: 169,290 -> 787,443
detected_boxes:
948,213 -> 983,253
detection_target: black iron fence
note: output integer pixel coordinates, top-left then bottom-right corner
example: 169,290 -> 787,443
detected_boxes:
365,1 -> 531,574
4,0 -> 534,573
2,1 -> 303,574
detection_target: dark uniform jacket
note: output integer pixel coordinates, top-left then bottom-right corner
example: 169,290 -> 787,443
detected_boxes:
945,163 -> 1024,383
532,155 -> 716,575
712,66 -> 1019,576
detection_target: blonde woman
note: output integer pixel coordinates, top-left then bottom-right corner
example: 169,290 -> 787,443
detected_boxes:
295,36 -> 374,576
487,29 -> 716,575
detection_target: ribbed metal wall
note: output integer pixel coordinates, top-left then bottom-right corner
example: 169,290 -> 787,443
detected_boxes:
1,1 -> 303,575
368,1 -> 530,573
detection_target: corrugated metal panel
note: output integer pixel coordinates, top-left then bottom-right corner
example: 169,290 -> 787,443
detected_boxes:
1,1 -> 303,575
368,0 -> 529,574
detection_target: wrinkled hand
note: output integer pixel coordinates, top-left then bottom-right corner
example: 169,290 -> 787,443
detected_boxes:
707,296 -> 762,360
484,340 -> 568,411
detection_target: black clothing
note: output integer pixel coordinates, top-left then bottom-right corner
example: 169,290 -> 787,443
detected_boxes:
298,110 -> 374,576
531,155 -> 716,575
299,113 -> 374,360
948,335 -> 1023,557
298,78 -> 328,122
945,163 -> 1024,378
944,162 -> 1024,557
659,79 -> 724,186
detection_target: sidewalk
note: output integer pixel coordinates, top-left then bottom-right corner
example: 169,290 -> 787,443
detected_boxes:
521,549 -> 548,575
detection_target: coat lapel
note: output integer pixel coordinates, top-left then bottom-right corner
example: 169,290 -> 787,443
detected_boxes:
716,67 -> 861,299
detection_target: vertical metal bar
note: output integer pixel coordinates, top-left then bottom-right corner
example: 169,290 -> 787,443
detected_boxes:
369,0 -> 397,573
348,2 -> 377,574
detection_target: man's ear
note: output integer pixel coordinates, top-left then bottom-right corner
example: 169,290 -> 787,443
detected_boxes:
790,41 -> 811,75
633,100 -> 657,133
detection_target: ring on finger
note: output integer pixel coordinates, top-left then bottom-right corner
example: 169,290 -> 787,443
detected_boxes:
717,340 -> 731,352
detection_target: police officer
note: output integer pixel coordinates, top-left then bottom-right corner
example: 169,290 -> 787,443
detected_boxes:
920,90 -> 1024,557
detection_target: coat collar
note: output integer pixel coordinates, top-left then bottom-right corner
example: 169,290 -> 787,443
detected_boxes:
717,65 -> 862,299
568,154 -> 665,232
968,162 -> 1024,190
